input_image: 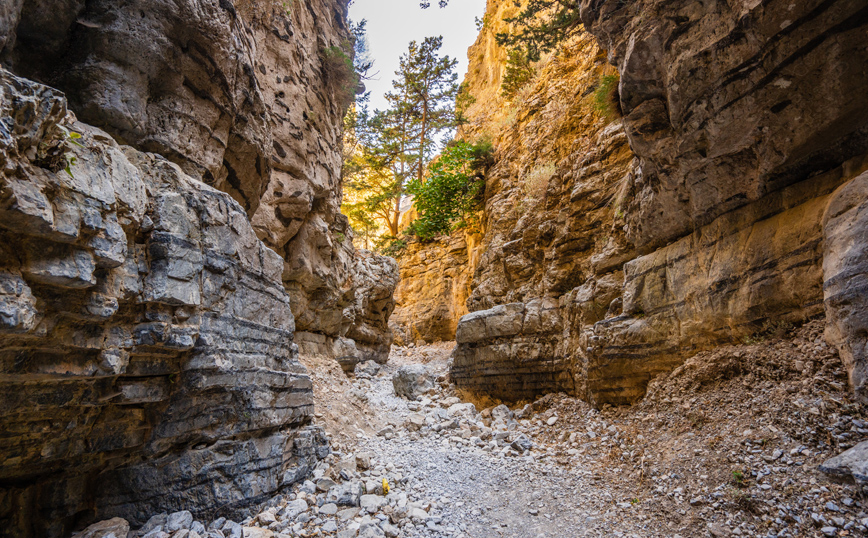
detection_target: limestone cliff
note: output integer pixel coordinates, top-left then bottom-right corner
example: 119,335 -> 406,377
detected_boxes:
0,1 -> 397,536
390,230 -> 480,346
394,0 -> 868,407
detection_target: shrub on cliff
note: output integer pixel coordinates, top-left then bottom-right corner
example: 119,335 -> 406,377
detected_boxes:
323,20 -> 374,111
406,139 -> 493,241
593,74 -> 623,120
501,49 -> 536,100
422,0 -> 582,63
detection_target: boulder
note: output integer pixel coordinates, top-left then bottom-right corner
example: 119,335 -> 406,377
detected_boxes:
819,441 -> 868,485
76,518 -> 130,538
354,360 -> 381,378
392,364 -> 434,399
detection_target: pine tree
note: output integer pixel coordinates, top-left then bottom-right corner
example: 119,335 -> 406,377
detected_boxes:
495,0 -> 582,62
388,36 -> 459,185
420,0 -> 582,63
342,36 -> 459,243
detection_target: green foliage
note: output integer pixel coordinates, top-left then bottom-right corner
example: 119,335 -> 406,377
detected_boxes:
322,44 -> 357,108
322,19 -> 374,111
233,0 -> 294,21
342,197 -> 380,250
593,74 -> 623,119
455,82 -> 476,126
342,36 -> 459,239
406,139 -> 493,241
496,0 -> 582,63
377,237 -> 407,257
423,0 -> 581,64
501,48 -> 535,100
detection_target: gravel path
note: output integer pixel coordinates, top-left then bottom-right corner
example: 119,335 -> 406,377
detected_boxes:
342,348 -> 648,538
100,328 -> 867,538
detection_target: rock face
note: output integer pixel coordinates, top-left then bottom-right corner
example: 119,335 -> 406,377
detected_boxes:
0,68 -> 328,537
1,0 -> 398,366
575,0 -> 868,404
0,0 -> 397,536
822,171 -> 868,403
393,0 -> 868,405
390,232 -> 478,345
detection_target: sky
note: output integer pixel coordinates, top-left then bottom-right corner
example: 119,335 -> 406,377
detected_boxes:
348,0 -> 487,111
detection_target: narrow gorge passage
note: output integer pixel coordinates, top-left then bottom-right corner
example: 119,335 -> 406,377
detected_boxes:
293,325 -> 868,538
4,0 -> 868,537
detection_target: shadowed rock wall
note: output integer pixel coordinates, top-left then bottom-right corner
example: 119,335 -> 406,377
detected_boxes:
0,69 -> 328,537
0,0 -> 397,536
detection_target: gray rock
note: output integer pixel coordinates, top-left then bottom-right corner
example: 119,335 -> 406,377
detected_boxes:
360,494 -> 385,512
76,518 -> 130,538
392,364 -> 434,399
141,514 -> 169,535
281,499 -> 308,520
511,435 -> 534,453
379,521 -> 400,538
336,508 -> 360,521
491,405 -> 513,423
316,478 -> 337,492
355,360 -> 381,378
823,171 -> 868,404
327,481 -> 364,507
356,452 -> 374,471
819,441 -> 868,484
319,503 -> 338,516
166,511 -> 193,533
221,521 -> 242,538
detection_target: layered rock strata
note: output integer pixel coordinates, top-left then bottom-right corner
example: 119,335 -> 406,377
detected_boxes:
0,0 -> 397,535
390,232 -> 478,346
1,0 -> 398,368
0,69 -> 328,538
393,0 -> 868,405
576,0 -> 868,404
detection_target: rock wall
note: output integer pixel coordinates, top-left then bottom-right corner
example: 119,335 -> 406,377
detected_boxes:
390,231 -> 479,346
0,0 -> 397,536
576,0 -> 868,404
394,0 -> 868,406
1,0 -> 398,368
0,68 -> 328,537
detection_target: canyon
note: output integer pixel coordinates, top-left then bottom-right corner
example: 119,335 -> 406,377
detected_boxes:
0,0 -> 867,537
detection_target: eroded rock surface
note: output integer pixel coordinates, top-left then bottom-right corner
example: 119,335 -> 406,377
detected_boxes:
1,0 -> 398,368
392,0 -> 868,406
0,0 -> 397,535
822,170 -> 868,404
0,68 -> 329,537
390,233 -> 477,345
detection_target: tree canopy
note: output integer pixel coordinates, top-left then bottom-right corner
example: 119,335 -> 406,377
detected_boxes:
420,0 -> 583,62
342,36 -> 460,243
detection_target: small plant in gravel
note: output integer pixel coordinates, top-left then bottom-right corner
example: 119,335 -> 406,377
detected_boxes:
731,469 -> 746,487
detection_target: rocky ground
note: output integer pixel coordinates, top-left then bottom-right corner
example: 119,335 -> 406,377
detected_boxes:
76,321 -> 868,538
